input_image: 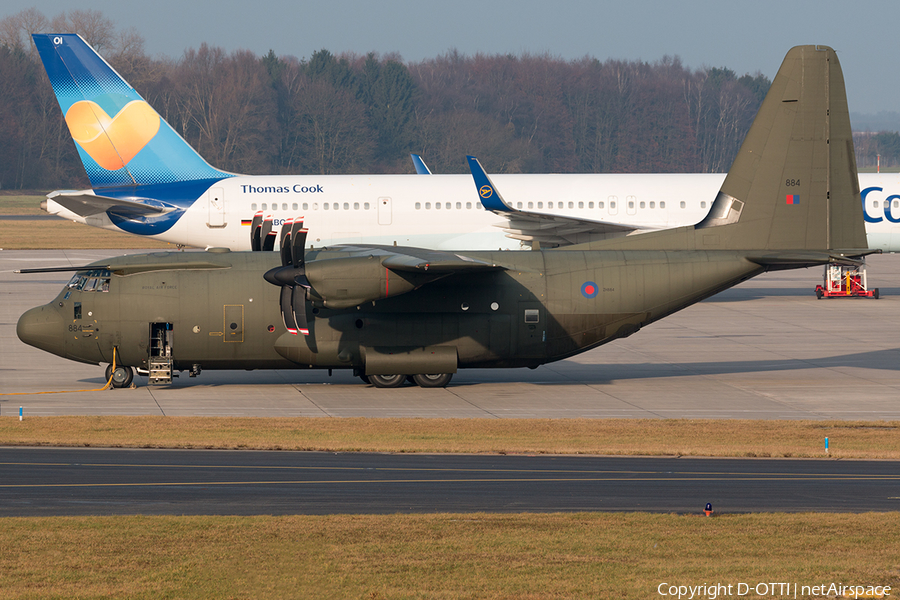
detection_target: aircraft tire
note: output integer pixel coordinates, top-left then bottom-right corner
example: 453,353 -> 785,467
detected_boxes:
105,364 -> 134,388
412,373 -> 453,388
369,374 -> 406,388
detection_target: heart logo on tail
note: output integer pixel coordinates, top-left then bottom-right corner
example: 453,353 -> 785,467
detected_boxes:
65,100 -> 161,171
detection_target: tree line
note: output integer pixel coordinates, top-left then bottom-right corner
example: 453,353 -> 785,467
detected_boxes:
0,8 -> 778,190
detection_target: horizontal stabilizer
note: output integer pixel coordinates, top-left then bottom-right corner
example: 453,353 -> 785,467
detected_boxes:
48,191 -> 177,218
746,249 -> 877,269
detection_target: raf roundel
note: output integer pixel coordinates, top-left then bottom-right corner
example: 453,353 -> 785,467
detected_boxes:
581,281 -> 599,298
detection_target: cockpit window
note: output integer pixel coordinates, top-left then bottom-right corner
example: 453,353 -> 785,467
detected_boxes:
66,269 -> 111,292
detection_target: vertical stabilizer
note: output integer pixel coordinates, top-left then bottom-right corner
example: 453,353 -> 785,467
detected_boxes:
590,45 -> 867,254
33,34 -> 230,188
696,44 -> 864,251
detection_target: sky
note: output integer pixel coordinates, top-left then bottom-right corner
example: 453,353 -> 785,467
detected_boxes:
5,0 -> 899,116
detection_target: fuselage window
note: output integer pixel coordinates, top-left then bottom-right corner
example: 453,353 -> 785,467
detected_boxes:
610,201 -> 616,209
333,203 -> 339,210
323,203 -> 329,210
251,203 -> 257,211
873,201 -> 880,209
639,201 -> 645,209
261,203 -> 267,211
895,200 -> 899,209
466,202 -> 472,209
660,201 -> 666,209
537,202 -> 543,209
415,202 -> 421,210
680,201 -> 686,209
598,201 -> 605,209
313,203 -> 318,210
527,202 -> 533,209
282,203 -> 288,211
303,203 -> 309,210
354,202 -> 360,210
364,202 -> 370,210
436,202 -> 441,210
446,203 -> 451,210
343,203 -> 349,210
548,202 -> 554,209
588,202 -> 594,209
456,202 -> 462,209
650,201 -> 655,209
628,201 -> 635,209
292,203 -> 298,211
578,201 -> 584,209
517,202 -> 523,209
568,202 -> 574,209
701,201 -> 707,209
425,202 -> 431,209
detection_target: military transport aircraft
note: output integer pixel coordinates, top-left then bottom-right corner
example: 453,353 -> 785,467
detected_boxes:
17,45 -> 872,389
32,34 -> 900,253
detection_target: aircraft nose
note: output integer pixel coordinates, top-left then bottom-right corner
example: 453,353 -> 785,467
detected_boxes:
17,305 -> 66,357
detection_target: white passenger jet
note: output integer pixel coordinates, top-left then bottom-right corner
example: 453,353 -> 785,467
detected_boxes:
34,34 -> 900,253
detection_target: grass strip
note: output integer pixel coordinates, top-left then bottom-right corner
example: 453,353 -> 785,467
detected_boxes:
1,513 -> 898,599
0,219 -> 175,249
1,416 -> 899,458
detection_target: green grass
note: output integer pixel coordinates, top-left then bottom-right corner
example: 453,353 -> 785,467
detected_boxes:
1,513 -> 898,599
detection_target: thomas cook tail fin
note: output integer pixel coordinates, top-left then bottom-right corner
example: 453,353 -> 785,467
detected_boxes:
33,34 -> 230,188
589,45 -> 869,258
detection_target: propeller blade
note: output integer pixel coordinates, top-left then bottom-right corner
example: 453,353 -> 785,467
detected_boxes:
280,285 -> 298,335
262,225 -> 278,252
250,211 -> 263,251
291,285 -> 310,336
290,217 -> 305,269
259,215 -> 274,252
279,217 -> 294,267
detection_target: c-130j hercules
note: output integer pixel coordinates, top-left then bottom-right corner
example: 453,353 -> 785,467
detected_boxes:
17,46 -> 873,388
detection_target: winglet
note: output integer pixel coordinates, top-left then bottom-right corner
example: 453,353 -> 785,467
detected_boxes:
410,154 -> 432,174
466,156 -> 513,212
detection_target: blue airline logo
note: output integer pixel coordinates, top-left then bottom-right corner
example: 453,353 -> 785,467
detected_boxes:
861,187 -> 900,223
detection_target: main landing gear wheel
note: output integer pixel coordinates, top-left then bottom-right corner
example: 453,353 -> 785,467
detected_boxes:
412,373 -> 453,388
369,374 -> 406,388
105,364 -> 134,388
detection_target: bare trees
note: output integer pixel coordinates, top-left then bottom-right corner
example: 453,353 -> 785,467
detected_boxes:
0,7 -> 772,189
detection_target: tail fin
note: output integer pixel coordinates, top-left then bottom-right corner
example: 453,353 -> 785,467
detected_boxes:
33,34 -> 230,188
592,45 -> 868,254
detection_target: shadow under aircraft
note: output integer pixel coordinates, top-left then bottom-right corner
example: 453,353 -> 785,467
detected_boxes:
17,45 -> 874,389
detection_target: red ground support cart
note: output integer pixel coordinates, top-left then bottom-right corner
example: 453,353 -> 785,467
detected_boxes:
815,264 -> 879,299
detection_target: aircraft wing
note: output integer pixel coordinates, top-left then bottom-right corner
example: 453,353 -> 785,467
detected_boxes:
466,155 -> 650,247
48,190 -> 177,218
330,244 -> 506,274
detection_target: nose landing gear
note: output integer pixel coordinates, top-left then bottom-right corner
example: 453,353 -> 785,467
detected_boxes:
105,364 -> 134,388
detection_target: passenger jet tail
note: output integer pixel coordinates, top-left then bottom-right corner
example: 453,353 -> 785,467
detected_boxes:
33,34 -> 229,188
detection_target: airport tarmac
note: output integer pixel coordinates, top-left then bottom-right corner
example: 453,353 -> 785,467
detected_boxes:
2,249 -> 900,420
